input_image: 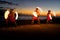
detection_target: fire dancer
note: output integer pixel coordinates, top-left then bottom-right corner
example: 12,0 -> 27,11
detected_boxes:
4,9 -> 18,26
32,7 -> 42,24
47,10 -> 56,23
47,10 -> 52,23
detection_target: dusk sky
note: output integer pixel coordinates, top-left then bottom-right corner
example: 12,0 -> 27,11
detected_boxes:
0,0 -> 60,16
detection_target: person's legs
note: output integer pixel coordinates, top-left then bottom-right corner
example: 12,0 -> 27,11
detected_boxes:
32,17 -> 34,24
47,19 -> 52,23
32,18 -> 34,24
5,19 -> 8,26
32,16 -> 38,24
12,20 -> 17,27
49,20 -> 52,23
37,17 -> 40,24
32,16 -> 40,24
14,21 -> 17,26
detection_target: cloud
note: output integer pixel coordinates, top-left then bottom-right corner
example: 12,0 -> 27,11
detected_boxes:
0,0 -> 18,5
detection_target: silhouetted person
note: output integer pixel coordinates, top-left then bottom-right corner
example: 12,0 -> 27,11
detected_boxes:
32,7 -> 42,24
6,9 -> 17,26
47,10 -> 52,23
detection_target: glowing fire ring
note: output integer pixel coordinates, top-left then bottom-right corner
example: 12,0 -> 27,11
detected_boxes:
33,7 -> 43,17
4,10 -> 18,20
52,11 -> 56,17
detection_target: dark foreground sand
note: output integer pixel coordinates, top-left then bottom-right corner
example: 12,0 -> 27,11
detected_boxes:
0,24 -> 60,39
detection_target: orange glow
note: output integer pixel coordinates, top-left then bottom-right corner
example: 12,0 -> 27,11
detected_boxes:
33,12 -> 37,17
52,11 -> 56,17
15,9 -> 60,16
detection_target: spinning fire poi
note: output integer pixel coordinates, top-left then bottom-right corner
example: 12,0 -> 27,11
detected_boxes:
47,10 -> 56,23
32,7 -> 42,24
4,9 -> 18,25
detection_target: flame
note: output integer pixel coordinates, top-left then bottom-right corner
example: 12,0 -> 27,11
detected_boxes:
52,11 -> 56,17
36,7 -> 43,13
49,14 -> 52,20
4,10 -> 18,20
15,11 -> 18,20
33,12 -> 37,17
4,10 -> 10,19
33,7 -> 43,17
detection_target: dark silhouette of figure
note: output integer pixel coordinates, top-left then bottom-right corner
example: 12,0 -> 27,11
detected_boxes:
32,7 -> 42,24
47,10 -> 52,23
6,9 -> 17,26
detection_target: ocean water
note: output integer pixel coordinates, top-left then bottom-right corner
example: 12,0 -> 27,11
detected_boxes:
0,15 -> 60,21
0,15 -> 47,21
18,16 -> 47,20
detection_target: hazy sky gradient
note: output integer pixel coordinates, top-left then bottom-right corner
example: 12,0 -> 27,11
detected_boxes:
0,0 -> 60,16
